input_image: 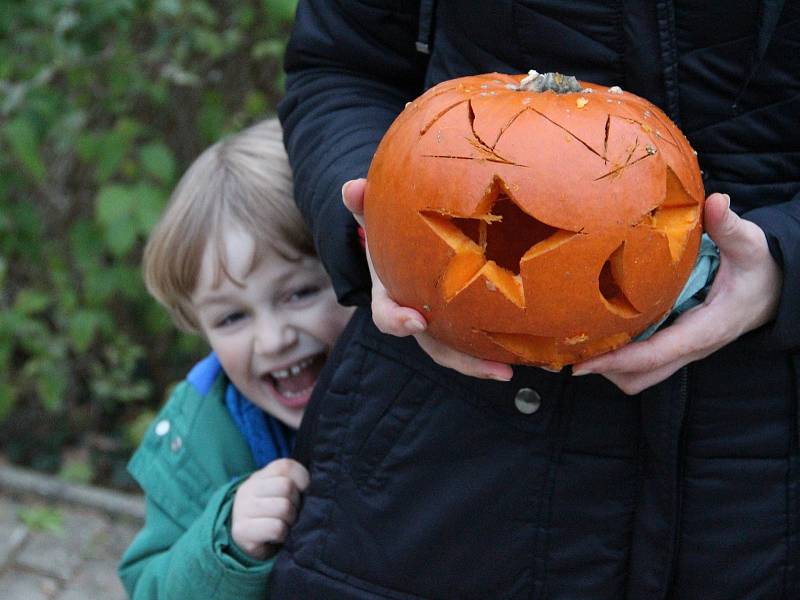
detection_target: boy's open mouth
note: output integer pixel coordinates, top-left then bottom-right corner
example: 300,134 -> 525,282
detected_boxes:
264,353 -> 326,406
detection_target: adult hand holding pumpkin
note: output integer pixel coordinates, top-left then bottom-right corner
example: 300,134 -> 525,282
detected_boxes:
343,178 -> 514,381
572,191 -> 783,394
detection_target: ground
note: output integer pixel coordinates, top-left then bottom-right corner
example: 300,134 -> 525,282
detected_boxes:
0,467 -> 142,600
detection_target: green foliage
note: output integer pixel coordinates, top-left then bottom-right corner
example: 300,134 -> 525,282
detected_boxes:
18,506 -> 65,536
59,458 -> 95,485
0,0 -> 297,487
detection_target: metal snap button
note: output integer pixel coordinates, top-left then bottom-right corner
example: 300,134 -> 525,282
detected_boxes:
154,420 -> 170,436
514,388 -> 541,414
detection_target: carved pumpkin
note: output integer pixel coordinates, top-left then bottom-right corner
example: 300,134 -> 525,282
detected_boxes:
364,72 -> 704,368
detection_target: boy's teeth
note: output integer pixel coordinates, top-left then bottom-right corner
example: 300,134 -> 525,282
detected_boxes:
270,357 -> 314,380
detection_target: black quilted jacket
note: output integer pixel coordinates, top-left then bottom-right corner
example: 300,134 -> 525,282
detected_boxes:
275,1 -> 800,598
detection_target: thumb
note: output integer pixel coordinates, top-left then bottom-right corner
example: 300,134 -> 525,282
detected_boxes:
704,192 -> 751,262
342,178 -> 367,218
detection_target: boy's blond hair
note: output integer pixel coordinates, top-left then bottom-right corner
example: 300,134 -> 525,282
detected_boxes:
143,118 -> 314,332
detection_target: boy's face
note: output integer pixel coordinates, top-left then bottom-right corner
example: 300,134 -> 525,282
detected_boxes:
192,226 -> 354,429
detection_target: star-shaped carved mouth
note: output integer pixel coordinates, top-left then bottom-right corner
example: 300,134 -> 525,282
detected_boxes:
420,177 -> 578,307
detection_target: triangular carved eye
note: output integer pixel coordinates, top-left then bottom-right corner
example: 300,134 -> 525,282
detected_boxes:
647,166 -> 700,262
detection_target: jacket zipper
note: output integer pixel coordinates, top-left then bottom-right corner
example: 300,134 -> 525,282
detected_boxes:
665,364 -> 690,599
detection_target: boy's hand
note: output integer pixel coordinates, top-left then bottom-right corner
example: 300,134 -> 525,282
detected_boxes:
343,178 -> 513,382
230,458 -> 310,560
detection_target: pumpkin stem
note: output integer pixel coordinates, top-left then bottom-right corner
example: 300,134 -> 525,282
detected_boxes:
517,70 -> 583,94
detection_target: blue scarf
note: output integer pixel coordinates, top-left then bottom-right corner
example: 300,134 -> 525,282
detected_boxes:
187,354 -> 294,468
224,383 -> 294,468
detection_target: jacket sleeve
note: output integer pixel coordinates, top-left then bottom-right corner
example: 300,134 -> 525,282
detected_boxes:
118,379 -> 273,599
743,191 -> 800,351
278,0 -> 428,306
118,477 -> 275,599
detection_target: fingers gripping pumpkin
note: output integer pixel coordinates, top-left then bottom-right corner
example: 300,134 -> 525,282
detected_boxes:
364,72 -> 704,369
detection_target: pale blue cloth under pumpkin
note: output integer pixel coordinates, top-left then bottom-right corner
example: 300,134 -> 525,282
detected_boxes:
636,233 -> 720,341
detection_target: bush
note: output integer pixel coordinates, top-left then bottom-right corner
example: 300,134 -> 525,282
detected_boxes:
0,0 -> 297,488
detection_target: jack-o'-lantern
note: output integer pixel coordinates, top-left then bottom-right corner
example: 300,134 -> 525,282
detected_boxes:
364,71 -> 704,369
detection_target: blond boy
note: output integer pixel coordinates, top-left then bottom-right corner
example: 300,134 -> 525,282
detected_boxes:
118,119 -> 353,598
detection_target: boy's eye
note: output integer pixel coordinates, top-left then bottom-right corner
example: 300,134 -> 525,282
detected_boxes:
216,311 -> 245,328
287,285 -> 321,303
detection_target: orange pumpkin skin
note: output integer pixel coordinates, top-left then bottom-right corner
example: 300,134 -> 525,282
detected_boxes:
364,73 -> 704,369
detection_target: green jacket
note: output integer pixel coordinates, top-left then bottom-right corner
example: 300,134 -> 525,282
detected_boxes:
118,371 -> 276,599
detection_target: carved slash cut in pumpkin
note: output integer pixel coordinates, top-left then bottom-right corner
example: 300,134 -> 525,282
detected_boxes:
364,72 -> 705,367
485,330 -> 631,365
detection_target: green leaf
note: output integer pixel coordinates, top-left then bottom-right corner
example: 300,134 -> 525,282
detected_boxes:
59,459 -> 94,485
198,92 -> 227,143
126,409 -> 157,447
251,39 -> 285,60
68,310 -> 103,352
193,29 -> 226,59
244,91 -> 267,117
15,317 -> 51,356
96,184 -> 138,256
105,217 -> 138,256
19,339 -> 68,410
82,266 -> 118,302
0,202 -> 43,258
3,116 -> 46,182
69,219 -> 104,270
14,289 -> 50,315
76,131 -> 99,162
189,1 -> 218,25
264,0 -> 298,23
90,264 -> 146,302
94,130 -> 131,182
139,142 -> 175,184
134,184 -> 167,234
234,5 -> 255,27
96,184 -> 133,225
273,70 -> 287,96
85,120 -> 143,183
36,368 -> 68,412
18,506 -> 64,536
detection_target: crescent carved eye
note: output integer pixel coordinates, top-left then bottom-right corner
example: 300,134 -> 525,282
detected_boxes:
598,243 -> 641,318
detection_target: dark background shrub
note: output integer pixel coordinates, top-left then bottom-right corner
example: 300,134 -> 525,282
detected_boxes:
0,0 -> 297,489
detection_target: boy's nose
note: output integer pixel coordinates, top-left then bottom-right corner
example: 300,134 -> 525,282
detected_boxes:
253,320 -> 297,356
